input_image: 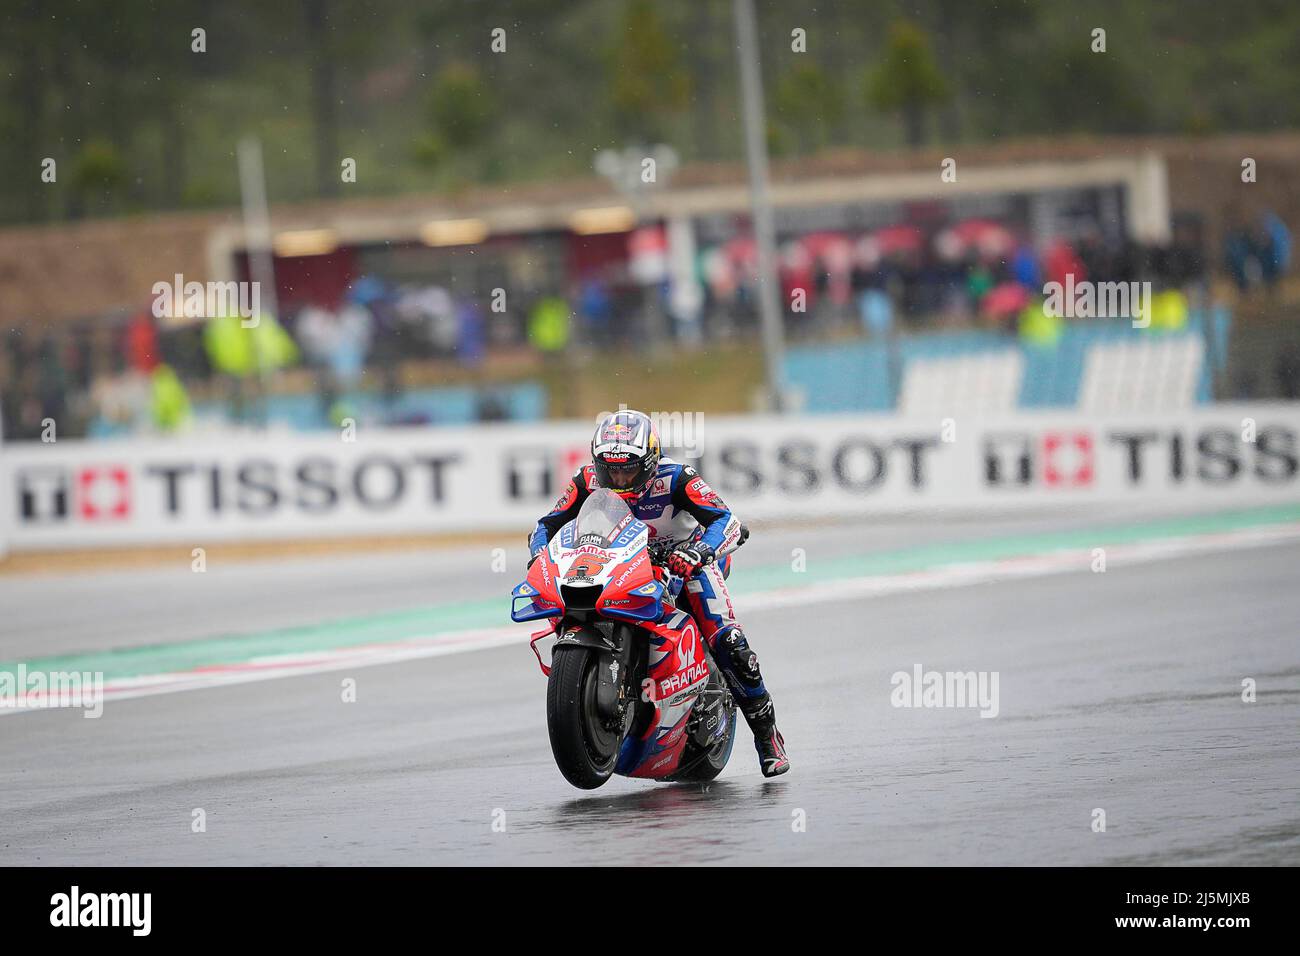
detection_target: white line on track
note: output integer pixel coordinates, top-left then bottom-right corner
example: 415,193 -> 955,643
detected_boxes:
4,521 -> 1297,715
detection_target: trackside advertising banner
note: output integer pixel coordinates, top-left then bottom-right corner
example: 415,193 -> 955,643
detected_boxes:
2,404 -> 1299,551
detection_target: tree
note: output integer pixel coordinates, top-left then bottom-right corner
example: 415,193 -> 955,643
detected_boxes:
865,19 -> 950,148
1033,45 -> 1151,135
774,63 -> 845,155
304,0 -> 341,198
302,0 -> 382,198
606,0 -> 690,143
70,140 -> 128,216
414,63 -> 498,181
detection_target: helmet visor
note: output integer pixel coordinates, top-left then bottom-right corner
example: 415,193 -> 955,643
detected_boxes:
594,456 -> 649,493
604,464 -> 641,488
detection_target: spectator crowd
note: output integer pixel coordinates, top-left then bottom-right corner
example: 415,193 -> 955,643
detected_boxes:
1,208 -> 1294,441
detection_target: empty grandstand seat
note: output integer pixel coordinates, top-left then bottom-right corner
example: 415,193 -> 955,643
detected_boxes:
1078,334 -> 1205,413
898,349 -> 1024,418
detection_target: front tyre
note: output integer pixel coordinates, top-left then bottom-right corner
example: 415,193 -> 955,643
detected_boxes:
546,646 -> 621,789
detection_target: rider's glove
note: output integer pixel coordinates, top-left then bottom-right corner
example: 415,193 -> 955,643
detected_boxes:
527,549 -> 543,569
667,543 -> 713,578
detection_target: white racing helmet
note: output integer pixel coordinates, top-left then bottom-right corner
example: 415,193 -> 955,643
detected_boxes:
591,409 -> 661,501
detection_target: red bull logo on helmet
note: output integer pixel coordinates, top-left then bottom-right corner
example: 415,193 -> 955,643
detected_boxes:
600,422 -> 641,446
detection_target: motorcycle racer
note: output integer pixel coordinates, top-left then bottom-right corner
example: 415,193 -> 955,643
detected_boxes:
528,409 -> 790,777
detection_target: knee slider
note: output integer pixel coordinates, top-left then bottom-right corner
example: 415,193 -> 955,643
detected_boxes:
718,626 -> 761,685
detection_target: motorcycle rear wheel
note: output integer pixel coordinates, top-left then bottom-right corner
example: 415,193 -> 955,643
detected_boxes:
667,650 -> 737,782
547,646 -> 621,789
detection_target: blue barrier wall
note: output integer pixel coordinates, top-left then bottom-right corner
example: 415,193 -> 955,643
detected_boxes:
785,341 -> 894,412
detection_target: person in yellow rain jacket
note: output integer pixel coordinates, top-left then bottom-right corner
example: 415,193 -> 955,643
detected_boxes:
150,363 -> 192,432
203,311 -> 299,378
1145,289 -> 1189,332
1017,299 -> 1063,348
203,311 -> 299,423
528,297 -> 571,353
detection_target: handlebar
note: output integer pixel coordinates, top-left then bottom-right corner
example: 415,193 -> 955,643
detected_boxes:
646,538 -> 678,564
648,524 -> 749,604
646,523 -> 749,566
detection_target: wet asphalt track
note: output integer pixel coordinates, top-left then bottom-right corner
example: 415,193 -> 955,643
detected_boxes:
1,508 -> 1298,866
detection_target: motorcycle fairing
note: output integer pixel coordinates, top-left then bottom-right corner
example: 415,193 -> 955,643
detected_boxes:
514,510 -> 665,624
528,623 -> 557,676
510,549 -> 564,622
594,548 -> 662,623
616,608 -> 711,778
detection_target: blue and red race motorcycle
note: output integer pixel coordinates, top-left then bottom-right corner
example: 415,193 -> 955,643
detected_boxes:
511,489 -> 740,789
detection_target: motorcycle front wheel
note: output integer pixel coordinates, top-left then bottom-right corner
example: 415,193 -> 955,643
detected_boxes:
546,646 -> 622,789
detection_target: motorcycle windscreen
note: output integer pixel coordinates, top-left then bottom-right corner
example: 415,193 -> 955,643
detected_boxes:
571,491 -> 661,620
572,488 -> 635,547
569,496 -> 660,624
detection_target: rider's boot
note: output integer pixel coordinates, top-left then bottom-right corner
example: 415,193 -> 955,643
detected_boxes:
715,626 -> 790,777
742,697 -> 790,778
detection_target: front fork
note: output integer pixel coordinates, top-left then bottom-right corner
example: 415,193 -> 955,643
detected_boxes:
588,621 -> 643,732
